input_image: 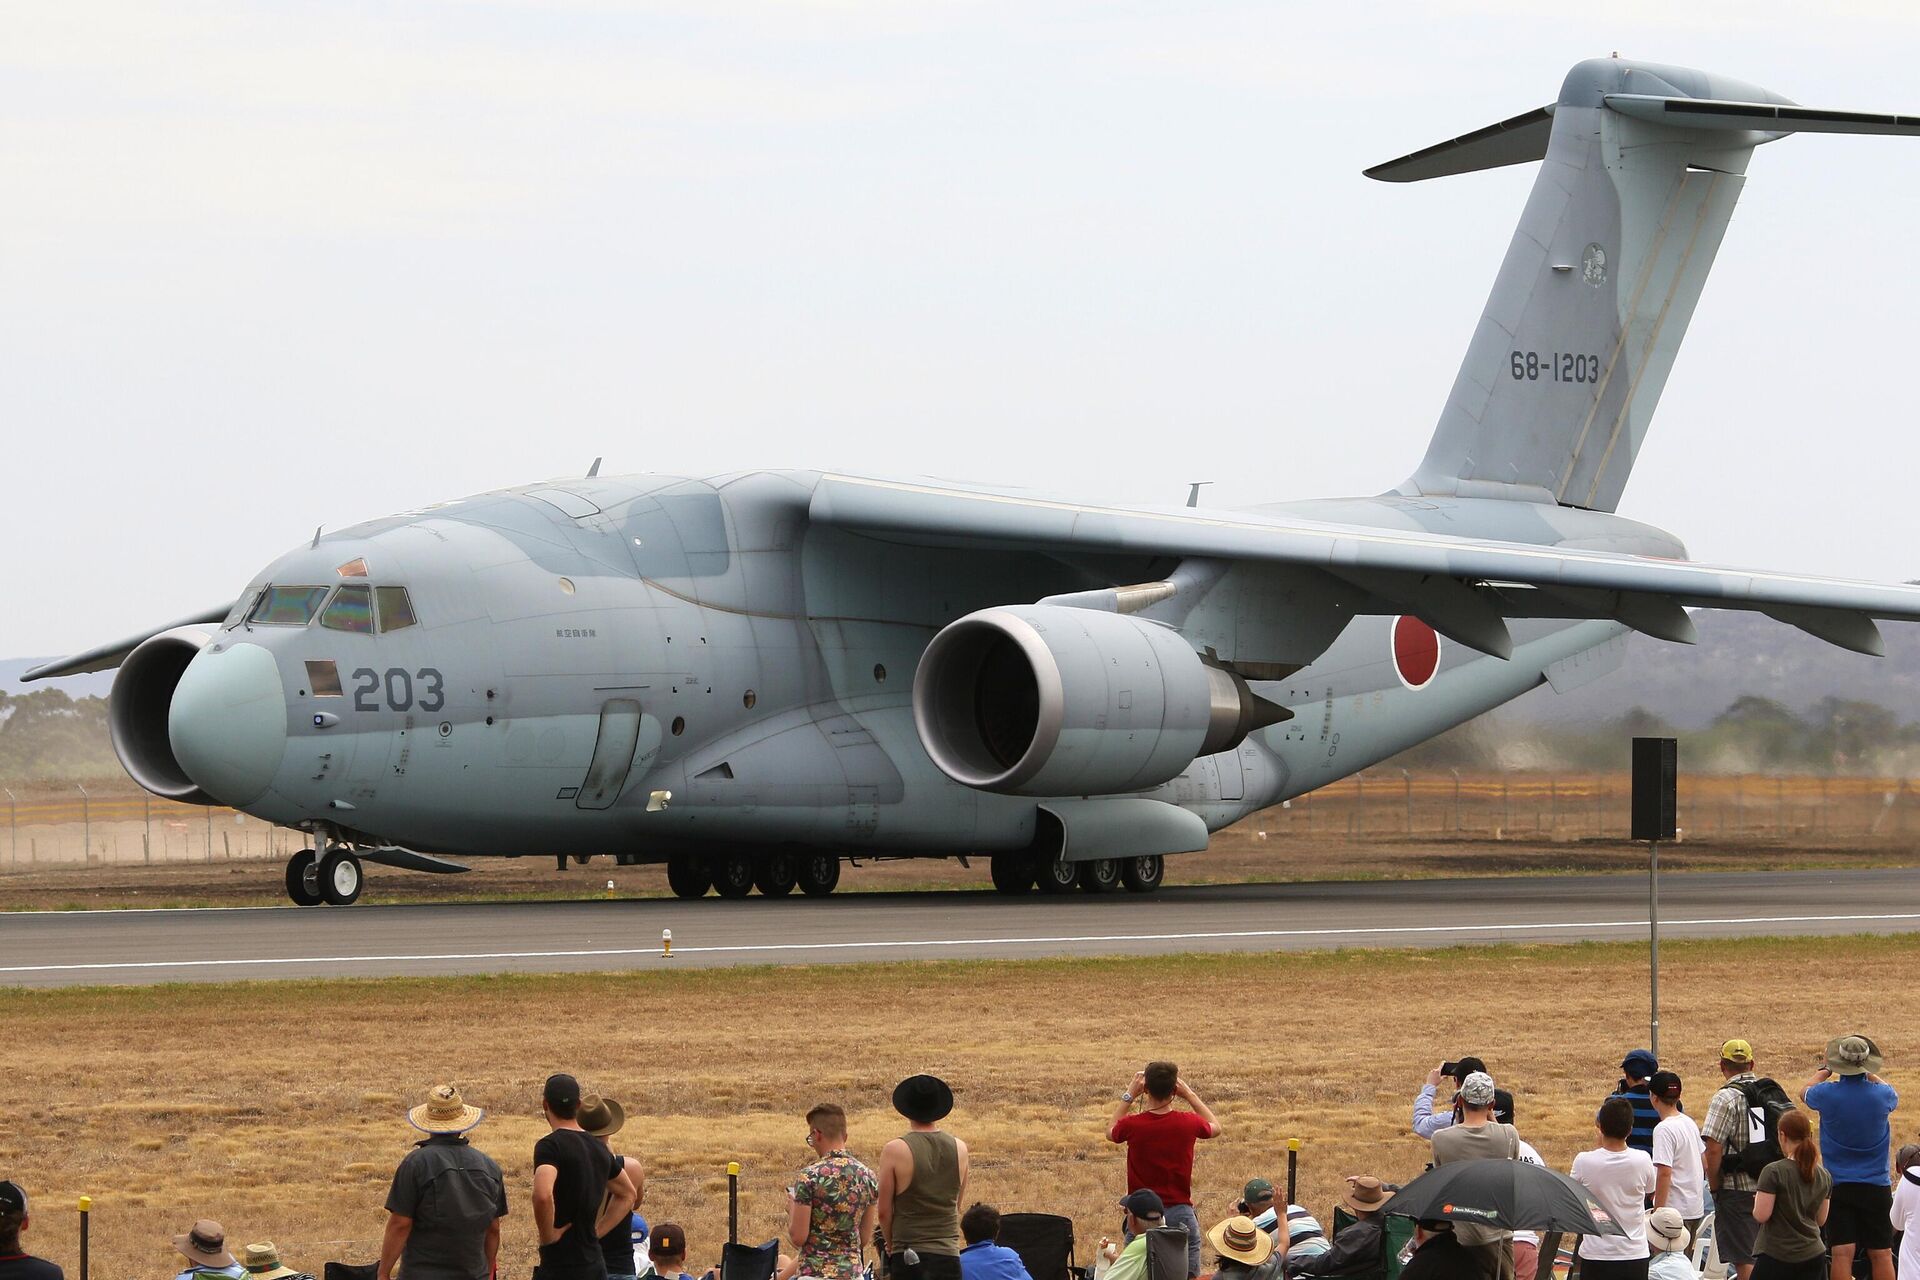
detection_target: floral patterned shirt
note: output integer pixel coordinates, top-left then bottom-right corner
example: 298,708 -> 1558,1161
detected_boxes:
791,1150 -> 879,1280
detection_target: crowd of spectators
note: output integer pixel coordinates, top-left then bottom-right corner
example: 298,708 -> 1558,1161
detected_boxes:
2,1037 -> 1915,1280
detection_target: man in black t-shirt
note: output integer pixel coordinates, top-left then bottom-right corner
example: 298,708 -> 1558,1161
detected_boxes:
0,1180 -> 64,1280
535,1074 -> 636,1280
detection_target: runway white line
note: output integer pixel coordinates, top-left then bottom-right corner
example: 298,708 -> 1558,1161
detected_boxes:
3,910 -> 1918,975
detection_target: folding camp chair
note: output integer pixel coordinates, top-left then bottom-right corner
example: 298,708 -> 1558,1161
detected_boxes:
721,1239 -> 781,1280
1328,1207 -> 1405,1280
1144,1224 -> 1190,1280
323,1264 -> 375,1280
999,1212 -> 1077,1280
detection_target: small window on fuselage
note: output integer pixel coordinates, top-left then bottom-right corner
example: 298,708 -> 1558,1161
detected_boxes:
377,586 -> 417,632
320,584 -> 375,633
306,660 -> 343,697
249,586 -> 331,626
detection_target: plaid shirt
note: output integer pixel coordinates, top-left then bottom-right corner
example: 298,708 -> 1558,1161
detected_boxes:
1702,1073 -> 1761,1192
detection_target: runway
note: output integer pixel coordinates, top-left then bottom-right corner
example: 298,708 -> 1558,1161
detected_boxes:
3,868 -> 1917,988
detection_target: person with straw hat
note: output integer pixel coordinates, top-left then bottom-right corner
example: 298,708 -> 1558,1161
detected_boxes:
578,1094 -> 645,1280
172,1221 -> 245,1280
379,1084 -> 508,1280
1802,1035 -> 1899,1280
1203,1216 -> 1280,1280
1286,1179 -> 1388,1279
240,1243 -> 311,1280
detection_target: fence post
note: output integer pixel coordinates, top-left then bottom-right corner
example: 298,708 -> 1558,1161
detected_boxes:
144,796 -> 152,865
76,782 -> 90,863
3,787 -> 14,867
1401,769 -> 1413,835
206,807 -> 213,861
79,1194 -> 91,1280
1450,768 -> 1461,832
727,1160 -> 741,1244
1352,775 -> 1363,835
1286,1137 -> 1300,1205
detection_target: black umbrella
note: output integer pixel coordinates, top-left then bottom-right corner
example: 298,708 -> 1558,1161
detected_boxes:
1380,1159 -> 1627,1236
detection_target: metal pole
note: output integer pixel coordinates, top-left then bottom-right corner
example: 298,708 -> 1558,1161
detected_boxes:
728,1160 -> 740,1244
1286,1137 -> 1300,1206
79,1195 -> 91,1280
1648,838 -> 1660,1060
77,782 -> 90,863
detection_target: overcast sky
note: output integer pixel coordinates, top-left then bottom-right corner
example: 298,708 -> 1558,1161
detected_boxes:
6,1 -> 1919,659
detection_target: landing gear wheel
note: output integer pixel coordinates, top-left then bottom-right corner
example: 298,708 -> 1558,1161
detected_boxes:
318,850 -> 363,906
666,856 -> 711,899
713,854 -> 757,899
990,855 -> 1035,895
1120,854 -> 1165,894
1077,858 -> 1122,893
1035,856 -> 1080,894
755,853 -> 798,896
285,850 -> 323,906
797,854 -> 841,897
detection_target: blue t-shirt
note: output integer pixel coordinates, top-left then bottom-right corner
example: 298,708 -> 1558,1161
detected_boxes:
1806,1076 -> 1900,1184
960,1242 -> 1033,1280
1608,1083 -> 1660,1154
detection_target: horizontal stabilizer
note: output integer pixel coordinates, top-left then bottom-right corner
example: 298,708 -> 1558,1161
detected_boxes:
1363,106 -> 1553,182
1604,94 -> 1920,137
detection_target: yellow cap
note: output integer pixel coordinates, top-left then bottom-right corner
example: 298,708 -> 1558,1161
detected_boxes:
1287,1138 -> 1301,1152
78,1196 -> 92,1211
1721,1038 -> 1754,1064
727,1161 -> 741,1176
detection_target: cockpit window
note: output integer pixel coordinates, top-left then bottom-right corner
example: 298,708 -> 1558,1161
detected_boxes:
376,586 -> 417,632
320,584 -> 375,633
249,586 -> 330,626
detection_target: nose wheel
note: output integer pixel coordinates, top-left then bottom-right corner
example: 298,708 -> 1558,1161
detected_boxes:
285,847 -> 364,906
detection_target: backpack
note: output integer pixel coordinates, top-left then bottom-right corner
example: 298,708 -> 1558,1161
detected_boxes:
1733,1078 -> 1798,1177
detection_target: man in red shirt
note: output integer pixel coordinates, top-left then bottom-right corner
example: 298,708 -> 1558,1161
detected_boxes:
1108,1062 -> 1221,1280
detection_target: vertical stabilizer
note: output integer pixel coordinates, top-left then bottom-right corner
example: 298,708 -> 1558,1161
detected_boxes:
1381,60 -> 1799,511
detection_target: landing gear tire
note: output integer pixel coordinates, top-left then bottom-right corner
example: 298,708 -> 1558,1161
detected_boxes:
318,850 -> 364,906
797,854 -> 841,897
990,854 -> 1036,895
666,856 -> 710,899
1035,856 -> 1079,894
285,850 -> 323,907
1120,854 -> 1165,894
755,853 -> 798,897
1077,858 -> 1122,893
713,854 -> 757,899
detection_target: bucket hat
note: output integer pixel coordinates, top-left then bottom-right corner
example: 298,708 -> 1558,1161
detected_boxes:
1826,1035 -> 1884,1076
175,1221 -> 236,1270
1647,1208 -> 1690,1254
408,1084 -> 485,1135
1340,1177 -> 1390,1216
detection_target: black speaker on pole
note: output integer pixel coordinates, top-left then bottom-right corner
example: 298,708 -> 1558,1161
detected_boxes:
1631,737 -> 1677,841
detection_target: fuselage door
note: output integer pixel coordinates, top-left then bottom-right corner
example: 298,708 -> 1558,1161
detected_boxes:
577,698 -> 644,811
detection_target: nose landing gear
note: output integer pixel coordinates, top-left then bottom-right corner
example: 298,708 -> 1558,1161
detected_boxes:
284,846 -> 364,906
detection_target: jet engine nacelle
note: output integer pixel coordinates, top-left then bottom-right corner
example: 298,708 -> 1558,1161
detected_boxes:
109,624 -> 220,804
912,604 -> 1270,797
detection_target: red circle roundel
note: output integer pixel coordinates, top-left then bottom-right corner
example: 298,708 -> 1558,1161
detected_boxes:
1391,615 -> 1440,690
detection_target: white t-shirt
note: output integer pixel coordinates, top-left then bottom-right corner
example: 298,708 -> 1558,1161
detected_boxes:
1571,1146 -> 1657,1260
1514,1139 -> 1546,1249
1893,1170 -> 1920,1280
1651,1111 -> 1706,1218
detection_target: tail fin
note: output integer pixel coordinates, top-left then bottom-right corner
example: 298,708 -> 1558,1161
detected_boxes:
1379,58 -> 1920,512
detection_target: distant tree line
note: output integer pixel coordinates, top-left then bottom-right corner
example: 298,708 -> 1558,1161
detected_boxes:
0,690 -> 120,782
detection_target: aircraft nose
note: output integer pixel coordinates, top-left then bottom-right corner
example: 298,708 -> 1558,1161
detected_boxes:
168,642 -> 289,807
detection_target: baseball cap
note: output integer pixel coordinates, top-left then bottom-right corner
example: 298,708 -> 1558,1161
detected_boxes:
1721,1039 -> 1754,1065
1648,1071 -> 1682,1101
651,1222 -> 688,1256
1621,1049 -> 1659,1078
0,1180 -> 25,1214
544,1073 -> 581,1112
1241,1178 -> 1276,1204
1119,1189 -> 1166,1221
1459,1071 -> 1497,1106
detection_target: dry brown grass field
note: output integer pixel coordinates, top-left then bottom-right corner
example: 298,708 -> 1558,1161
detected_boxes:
5,935 -> 1918,1279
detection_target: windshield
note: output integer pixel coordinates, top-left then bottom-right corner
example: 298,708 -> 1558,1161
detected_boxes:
248,586 -> 330,626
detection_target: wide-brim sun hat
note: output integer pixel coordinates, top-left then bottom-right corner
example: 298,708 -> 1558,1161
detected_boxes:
242,1242 -> 300,1280
1207,1217 -> 1274,1267
1646,1208 -> 1690,1254
1826,1034 -> 1884,1076
175,1221 -> 236,1269
892,1074 -> 954,1123
1340,1177 -> 1390,1216
579,1094 -> 626,1138
408,1083 -> 486,1134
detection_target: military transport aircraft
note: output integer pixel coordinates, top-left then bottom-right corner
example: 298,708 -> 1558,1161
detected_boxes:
29,57 -> 1920,905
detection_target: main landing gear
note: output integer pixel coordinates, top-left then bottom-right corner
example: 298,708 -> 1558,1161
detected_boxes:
990,852 -> 1164,896
667,852 -> 841,899
285,846 -> 364,907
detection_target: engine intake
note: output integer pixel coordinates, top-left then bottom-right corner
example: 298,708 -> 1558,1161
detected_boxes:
109,625 -> 219,804
912,605 -> 1277,797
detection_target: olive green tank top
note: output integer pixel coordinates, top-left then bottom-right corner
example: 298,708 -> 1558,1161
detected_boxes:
891,1130 -> 962,1255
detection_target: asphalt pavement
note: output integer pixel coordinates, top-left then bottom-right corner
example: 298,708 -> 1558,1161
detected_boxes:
2,868 -> 1917,988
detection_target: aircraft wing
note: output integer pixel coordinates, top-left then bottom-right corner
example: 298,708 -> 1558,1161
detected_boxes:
809,474 -> 1920,657
21,602 -> 237,681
